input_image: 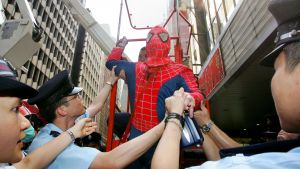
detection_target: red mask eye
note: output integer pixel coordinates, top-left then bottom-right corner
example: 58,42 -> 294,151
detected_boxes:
158,32 -> 169,42
146,33 -> 153,43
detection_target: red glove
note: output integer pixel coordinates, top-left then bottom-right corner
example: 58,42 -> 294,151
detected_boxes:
116,36 -> 128,48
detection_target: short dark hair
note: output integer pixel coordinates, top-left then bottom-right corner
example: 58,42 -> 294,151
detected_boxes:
284,41 -> 300,72
140,47 -> 146,51
39,97 -> 69,123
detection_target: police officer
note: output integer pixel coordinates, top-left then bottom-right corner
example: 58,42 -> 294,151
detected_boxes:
0,58 -> 96,169
27,68 -> 169,169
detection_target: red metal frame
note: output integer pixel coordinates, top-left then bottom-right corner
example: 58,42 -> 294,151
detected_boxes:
122,0 -> 192,57
175,39 -> 182,64
106,0 -> 194,151
126,36 -> 179,42
106,83 -> 118,151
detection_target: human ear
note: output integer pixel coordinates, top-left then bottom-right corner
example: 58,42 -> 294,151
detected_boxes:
56,106 -> 67,116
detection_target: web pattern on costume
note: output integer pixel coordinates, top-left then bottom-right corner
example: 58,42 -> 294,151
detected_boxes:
106,25 -> 204,133
132,63 -> 201,132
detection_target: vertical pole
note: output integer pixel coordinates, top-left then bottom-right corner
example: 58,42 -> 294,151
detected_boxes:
117,0 -> 123,41
174,0 -> 182,64
106,83 -> 117,151
175,40 -> 182,64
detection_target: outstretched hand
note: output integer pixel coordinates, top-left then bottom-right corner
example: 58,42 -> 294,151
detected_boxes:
69,118 -> 97,138
116,36 -> 128,48
165,88 -> 187,116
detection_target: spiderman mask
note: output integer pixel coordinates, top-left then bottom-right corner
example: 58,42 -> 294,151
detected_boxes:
145,26 -> 171,67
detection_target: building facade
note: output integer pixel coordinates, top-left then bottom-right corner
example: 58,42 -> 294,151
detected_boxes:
1,0 -> 114,141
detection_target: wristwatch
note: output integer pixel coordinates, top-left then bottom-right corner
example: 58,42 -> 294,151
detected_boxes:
200,121 -> 213,133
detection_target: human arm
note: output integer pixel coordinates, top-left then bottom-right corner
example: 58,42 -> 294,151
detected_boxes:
107,36 -> 128,62
87,66 -> 119,118
89,122 -> 165,169
194,102 -> 240,149
106,37 -> 135,81
14,118 -> 97,169
151,88 -> 186,169
202,132 -> 221,160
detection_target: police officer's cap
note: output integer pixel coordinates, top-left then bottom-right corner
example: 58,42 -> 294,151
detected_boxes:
261,0 -> 300,66
28,70 -> 82,107
0,57 -> 38,98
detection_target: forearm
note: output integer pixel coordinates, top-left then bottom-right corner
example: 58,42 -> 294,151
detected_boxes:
151,122 -> 181,169
107,48 -> 124,61
15,132 -> 72,169
202,133 -> 221,160
208,124 -> 240,149
109,122 -> 164,168
87,83 -> 113,117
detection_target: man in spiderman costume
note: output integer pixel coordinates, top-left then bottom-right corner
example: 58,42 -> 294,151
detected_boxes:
106,25 -> 204,168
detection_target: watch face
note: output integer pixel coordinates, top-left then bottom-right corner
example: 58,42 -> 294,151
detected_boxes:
202,125 -> 210,132
201,122 -> 213,133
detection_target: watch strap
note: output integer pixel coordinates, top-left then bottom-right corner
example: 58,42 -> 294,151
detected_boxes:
200,121 -> 213,133
165,112 -> 184,127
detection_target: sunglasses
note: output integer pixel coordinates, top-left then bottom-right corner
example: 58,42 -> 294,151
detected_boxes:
146,32 -> 169,43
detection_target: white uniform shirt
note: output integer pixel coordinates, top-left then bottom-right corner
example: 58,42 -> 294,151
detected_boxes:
188,147 -> 300,169
0,164 -> 16,169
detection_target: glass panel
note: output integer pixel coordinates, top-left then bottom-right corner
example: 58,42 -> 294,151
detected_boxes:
207,28 -> 214,50
215,0 -> 222,9
224,0 -> 235,18
208,0 -> 216,19
217,4 -> 227,31
211,17 -> 219,43
203,0 -> 211,30
235,0 -> 242,4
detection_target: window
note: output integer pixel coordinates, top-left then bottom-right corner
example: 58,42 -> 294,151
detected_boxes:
46,0 -> 51,6
33,69 -> 39,82
32,0 -> 39,10
37,50 -> 44,60
203,0 -> 240,48
46,18 -> 51,27
224,0 -> 235,19
27,62 -> 35,78
50,3 -> 55,13
46,38 -> 51,49
38,73 -> 45,86
37,4 -> 44,16
54,9 -> 58,19
42,55 -> 48,64
217,3 -> 227,29
50,22 -> 55,33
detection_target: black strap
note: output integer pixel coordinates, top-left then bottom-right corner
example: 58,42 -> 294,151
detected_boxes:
50,130 -> 61,137
165,112 -> 184,127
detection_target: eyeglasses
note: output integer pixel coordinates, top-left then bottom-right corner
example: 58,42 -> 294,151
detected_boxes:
60,93 -> 81,105
146,32 -> 169,43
